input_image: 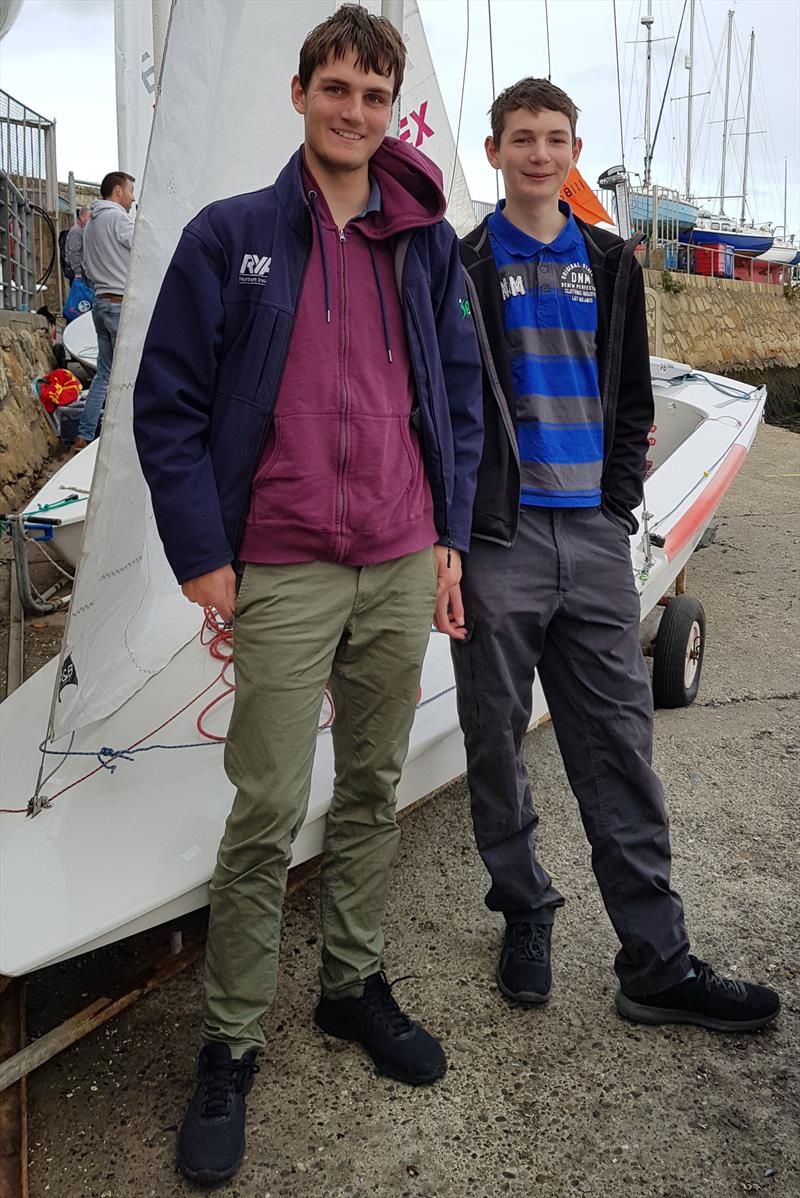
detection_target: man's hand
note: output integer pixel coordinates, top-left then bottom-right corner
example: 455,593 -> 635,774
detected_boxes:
433,545 -> 467,640
181,563 -> 237,624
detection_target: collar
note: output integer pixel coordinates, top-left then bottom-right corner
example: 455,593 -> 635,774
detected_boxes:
488,199 -> 582,257
354,176 -> 382,220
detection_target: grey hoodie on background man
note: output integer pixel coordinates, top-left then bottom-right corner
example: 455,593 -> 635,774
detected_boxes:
81,198 -> 135,294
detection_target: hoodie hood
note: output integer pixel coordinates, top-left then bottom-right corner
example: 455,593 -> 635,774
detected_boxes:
358,135 -> 446,237
89,198 -> 127,219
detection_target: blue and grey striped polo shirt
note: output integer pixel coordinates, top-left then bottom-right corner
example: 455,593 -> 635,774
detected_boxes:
488,200 -> 603,507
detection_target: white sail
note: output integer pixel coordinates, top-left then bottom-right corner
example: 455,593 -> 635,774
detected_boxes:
114,0 -> 156,181
51,0 -> 475,743
398,1 -> 475,236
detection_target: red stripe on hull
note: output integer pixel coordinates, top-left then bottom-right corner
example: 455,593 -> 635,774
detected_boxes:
663,444 -> 747,561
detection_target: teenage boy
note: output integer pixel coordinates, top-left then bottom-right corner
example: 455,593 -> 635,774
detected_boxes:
452,78 -> 779,1035
133,7 -> 482,1186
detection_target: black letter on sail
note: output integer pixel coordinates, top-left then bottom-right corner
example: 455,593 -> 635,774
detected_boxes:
58,654 -> 79,701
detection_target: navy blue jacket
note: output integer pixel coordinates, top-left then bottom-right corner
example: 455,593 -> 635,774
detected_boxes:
133,141 -> 483,584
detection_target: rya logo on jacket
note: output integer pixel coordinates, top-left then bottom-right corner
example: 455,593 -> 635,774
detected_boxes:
239,253 -> 272,285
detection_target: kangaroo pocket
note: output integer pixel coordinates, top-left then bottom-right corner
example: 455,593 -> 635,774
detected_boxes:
247,413 -> 339,534
344,413 -> 429,536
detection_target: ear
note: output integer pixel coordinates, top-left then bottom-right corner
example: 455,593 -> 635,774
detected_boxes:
572,136 -> 583,168
485,135 -> 500,170
290,74 -> 306,116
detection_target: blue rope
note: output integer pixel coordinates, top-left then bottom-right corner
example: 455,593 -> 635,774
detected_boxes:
38,738 -> 223,774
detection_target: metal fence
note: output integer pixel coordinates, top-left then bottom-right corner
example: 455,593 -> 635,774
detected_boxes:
0,170 -> 36,309
0,89 -> 60,310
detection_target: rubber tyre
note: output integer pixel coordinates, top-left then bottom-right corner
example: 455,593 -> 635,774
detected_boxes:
652,595 -> 706,708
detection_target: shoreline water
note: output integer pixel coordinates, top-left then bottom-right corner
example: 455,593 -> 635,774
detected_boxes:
727,364 -> 800,433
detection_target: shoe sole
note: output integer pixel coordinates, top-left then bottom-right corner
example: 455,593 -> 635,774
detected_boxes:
177,1150 -> 243,1187
615,991 -> 780,1032
314,1011 -> 447,1086
496,967 -> 550,1007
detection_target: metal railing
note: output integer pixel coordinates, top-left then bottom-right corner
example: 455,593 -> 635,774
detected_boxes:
0,169 -> 35,310
1,88 -> 60,310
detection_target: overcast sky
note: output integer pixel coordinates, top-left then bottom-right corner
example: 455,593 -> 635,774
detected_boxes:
1,0 -> 798,233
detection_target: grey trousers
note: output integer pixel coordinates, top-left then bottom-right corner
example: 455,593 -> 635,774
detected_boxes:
451,506 -> 691,995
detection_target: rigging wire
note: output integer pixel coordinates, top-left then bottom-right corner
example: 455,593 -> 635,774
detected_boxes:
487,0 -> 499,202
544,0 -> 552,81
447,0 -> 470,209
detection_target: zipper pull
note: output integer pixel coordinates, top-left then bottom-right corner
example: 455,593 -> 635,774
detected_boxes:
339,227 -> 346,243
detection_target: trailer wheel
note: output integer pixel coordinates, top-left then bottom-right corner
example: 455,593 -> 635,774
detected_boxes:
652,595 -> 706,708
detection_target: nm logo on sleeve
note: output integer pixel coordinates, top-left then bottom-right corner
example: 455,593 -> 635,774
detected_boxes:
239,253 -> 272,285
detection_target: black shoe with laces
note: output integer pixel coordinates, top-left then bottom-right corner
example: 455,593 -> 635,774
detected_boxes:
314,970 -> 447,1085
497,920 -> 552,1004
616,955 -> 780,1031
177,1043 -> 259,1185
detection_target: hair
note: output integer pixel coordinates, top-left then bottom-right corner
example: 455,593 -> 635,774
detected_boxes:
490,78 -> 580,145
77,206 -> 90,219
298,4 -> 406,102
100,171 -> 135,199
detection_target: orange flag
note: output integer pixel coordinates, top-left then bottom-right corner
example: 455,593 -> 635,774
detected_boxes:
560,166 -> 612,225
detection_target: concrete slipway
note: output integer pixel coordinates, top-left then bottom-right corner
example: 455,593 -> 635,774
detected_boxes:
24,423 -> 799,1198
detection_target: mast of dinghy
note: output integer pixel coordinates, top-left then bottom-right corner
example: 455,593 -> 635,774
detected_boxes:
740,30 -> 755,223
719,8 -> 734,215
151,0 -> 171,90
381,0 -> 404,136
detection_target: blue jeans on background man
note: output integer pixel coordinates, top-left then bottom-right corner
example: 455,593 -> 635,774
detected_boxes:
78,296 -> 122,441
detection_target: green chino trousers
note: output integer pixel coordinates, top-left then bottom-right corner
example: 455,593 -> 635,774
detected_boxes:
201,548 -> 438,1055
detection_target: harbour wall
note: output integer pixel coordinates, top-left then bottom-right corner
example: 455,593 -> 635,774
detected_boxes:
0,311 -> 57,511
642,270 -> 800,430
642,268 -> 800,373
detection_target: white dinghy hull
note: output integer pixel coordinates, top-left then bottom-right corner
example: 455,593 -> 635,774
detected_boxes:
1,366 -> 765,978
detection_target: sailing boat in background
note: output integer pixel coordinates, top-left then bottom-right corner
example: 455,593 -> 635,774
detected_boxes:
679,9 -> 774,261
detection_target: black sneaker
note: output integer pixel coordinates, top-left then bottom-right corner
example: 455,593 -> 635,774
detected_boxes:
497,921 -> 552,1005
177,1043 -> 259,1185
616,955 -> 780,1031
314,970 -> 447,1086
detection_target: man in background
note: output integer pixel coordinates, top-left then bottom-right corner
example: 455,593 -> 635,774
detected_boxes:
62,206 -> 90,283
74,172 -> 135,449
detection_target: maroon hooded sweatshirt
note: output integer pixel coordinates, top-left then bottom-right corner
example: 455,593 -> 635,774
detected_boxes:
239,140 -> 444,567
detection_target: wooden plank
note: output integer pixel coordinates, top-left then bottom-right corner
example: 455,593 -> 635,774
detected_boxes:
0,939 -> 203,1094
0,976 -> 28,1198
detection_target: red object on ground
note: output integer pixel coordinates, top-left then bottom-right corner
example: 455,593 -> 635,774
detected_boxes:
33,368 -> 82,414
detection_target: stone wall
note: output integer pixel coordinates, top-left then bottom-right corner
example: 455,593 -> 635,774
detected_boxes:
0,311 -> 58,511
642,269 -> 800,373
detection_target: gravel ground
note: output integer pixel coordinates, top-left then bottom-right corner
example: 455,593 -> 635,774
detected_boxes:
5,422 -> 798,1198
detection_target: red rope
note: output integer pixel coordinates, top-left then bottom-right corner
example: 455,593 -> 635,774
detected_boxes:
2,608 -> 337,814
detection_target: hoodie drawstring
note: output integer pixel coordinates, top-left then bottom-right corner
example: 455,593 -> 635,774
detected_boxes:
308,190 -> 393,363
308,192 -> 332,323
367,241 -> 393,364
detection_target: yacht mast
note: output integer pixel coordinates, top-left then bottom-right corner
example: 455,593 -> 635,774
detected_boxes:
685,0 -> 694,198
784,157 -> 789,236
719,8 -> 734,215
642,3 -> 655,188
740,30 -> 755,223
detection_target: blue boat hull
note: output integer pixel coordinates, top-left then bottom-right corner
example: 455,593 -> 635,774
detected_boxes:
679,228 -> 773,255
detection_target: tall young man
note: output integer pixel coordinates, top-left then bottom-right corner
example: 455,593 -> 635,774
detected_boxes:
453,79 -> 779,1034
133,7 -> 482,1186
76,172 -> 135,449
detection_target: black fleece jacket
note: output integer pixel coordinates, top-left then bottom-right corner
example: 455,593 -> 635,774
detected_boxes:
459,215 -> 653,544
